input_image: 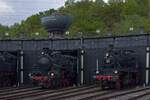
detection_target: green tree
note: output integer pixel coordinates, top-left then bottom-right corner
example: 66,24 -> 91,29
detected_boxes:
0,0 -> 149,38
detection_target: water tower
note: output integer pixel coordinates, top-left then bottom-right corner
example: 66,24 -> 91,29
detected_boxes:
41,12 -> 72,38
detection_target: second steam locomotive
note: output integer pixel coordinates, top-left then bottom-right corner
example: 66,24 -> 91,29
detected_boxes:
94,47 -> 140,89
29,48 -> 77,88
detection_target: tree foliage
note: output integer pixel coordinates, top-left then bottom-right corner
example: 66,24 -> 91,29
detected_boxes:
0,0 -> 149,39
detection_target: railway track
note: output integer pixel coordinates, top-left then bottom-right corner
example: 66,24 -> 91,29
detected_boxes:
0,86 -> 41,97
0,88 -> 44,100
0,85 -> 97,100
0,85 -> 150,100
21,85 -> 98,100
42,87 -> 111,100
136,93 -> 150,100
36,86 -> 102,100
112,87 -> 150,100
80,86 -> 150,100
0,85 -> 33,93
0,86 -> 77,100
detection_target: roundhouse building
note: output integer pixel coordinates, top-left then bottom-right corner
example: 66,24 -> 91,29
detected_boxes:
0,13 -> 149,87
0,34 -> 149,86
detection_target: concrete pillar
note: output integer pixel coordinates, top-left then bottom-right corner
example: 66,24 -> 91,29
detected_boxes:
146,47 -> 150,85
20,51 -> 24,84
80,49 -> 84,85
96,59 -> 99,74
17,52 -> 20,87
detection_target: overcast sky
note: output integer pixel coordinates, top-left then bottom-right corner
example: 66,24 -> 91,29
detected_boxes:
0,0 -> 108,26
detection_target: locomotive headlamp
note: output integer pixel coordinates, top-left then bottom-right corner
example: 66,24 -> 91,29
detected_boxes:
96,70 -> 99,74
41,52 -> 44,55
114,70 -> 118,74
28,73 -> 32,77
51,72 -> 54,76
106,53 -> 109,57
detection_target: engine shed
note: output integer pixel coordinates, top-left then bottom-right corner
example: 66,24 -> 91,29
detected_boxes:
0,34 -> 149,86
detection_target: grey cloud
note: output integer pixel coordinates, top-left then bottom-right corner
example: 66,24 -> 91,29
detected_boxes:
0,0 -> 65,25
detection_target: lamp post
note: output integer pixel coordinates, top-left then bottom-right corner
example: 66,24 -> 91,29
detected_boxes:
65,31 -> 70,35
5,32 -> 9,36
145,30 -> 150,86
35,32 -> 40,39
96,29 -> 100,34
20,50 -> 24,85
129,27 -> 134,31
35,32 -> 39,36
65,31 -> 70,38
4,32 -> 9,39
79,32 -> 83,46
78,31 -> 84,85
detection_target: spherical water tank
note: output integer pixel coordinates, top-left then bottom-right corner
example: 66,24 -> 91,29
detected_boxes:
41,13 -> 72,33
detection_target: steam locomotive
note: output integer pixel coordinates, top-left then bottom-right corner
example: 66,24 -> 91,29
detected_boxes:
29,49 -> 77,88
94,48 -> 140,89
0,51 -> 17,87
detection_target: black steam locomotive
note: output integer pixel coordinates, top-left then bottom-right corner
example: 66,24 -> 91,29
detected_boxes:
0,51 -> 17,87
94,48 -> 140,89
29,49 -> 77,88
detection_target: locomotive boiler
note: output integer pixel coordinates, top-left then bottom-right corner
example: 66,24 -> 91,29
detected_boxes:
94,48 -> 140,89
29,49 -> 77,88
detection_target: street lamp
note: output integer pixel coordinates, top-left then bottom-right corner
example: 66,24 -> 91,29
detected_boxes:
65,31 -> 69,35
90,0 -> 96,2
78,31 -> 84,85
35,32 -> 39,36
5,32 -> 9,36
96,29 -> 100,34
129,27 -> 134,31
